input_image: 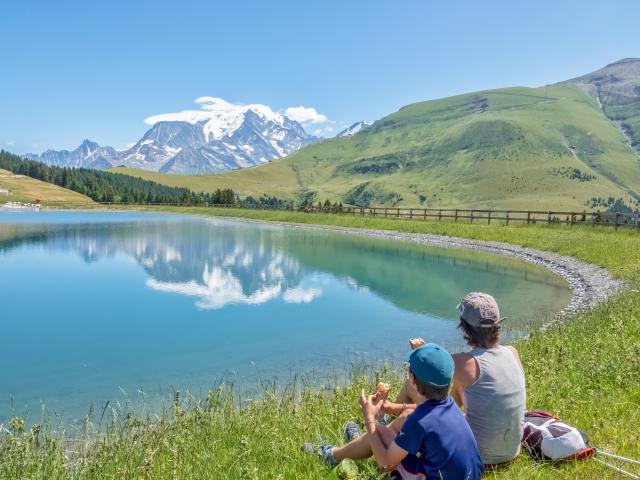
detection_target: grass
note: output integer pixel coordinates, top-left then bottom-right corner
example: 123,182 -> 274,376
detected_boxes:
108,160 -> 300,200
0,168 -> 94,206
1,208 -> 639,479
110,84 -> 640,210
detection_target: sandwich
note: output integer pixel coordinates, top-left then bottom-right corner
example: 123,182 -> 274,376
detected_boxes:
373,382 -> 391,402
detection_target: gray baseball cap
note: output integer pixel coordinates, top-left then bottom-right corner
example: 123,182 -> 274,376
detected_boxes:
457,292 -> 504,328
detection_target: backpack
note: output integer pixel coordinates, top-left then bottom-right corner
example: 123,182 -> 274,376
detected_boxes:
522,411 -> 596,461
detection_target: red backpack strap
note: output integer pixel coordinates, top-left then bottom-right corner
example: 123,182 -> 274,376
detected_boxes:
526,410 -> 560,421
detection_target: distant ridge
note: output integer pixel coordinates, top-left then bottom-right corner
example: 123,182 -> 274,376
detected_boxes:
111,59 -> 640,212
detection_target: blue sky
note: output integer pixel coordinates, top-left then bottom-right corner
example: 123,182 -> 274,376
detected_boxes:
2,0 -> 639,153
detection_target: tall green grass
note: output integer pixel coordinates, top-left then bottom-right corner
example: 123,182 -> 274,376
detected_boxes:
1,207 -> 639,479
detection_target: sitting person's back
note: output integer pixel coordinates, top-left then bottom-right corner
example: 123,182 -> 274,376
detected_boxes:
453,293 -> 526,466
464,345 -> 525,465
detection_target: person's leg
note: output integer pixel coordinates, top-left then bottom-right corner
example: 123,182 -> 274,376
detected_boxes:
332,410 -> 411,462
331,428 -> 373,461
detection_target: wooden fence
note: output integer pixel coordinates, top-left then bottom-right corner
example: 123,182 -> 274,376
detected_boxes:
308,206 -> 640,229
194,204 -> 639,229
33,201 -> 640,230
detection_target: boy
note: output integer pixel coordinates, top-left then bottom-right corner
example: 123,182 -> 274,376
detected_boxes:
317,344 -> 484,479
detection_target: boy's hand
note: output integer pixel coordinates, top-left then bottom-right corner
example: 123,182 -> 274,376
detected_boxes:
359,389 -> 383,423
409,338 -> 426,350
372,382 -> 390,403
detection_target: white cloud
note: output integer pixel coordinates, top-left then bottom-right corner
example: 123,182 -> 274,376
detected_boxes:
143,107 -> 212,126
282,287 -> 322,303
146,264 -> 282,310
143,97 -> 294,141
4,140 -> 16,146
284,106 -> 328,124
143,97 -> 332,140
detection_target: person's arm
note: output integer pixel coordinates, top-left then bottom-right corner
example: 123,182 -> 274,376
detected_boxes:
360,390 -> 409,469
451,352 -> 479,409
451,380 -> 464,408
505,345 -> 524,371
381,400 -> 416,416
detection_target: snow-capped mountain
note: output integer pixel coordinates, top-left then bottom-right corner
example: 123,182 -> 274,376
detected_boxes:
337,121 -> 371,137
26,140 -> 119,170
118,121 -> 207,172
26,98 -> 319,174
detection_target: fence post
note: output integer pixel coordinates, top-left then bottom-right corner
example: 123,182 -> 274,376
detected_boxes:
615,212 -> 620,230
505,211 -> 509,226
385,208 -> 388,218
526,211 -> 531,225
487,211 -> 491,224
571,213 -> 575,226
423,209 -> 427,221
547,211 -> 551,225
373,207 -> 376,217
454,209 -> 458,222
470,210 -> 474,223
397,208 -> 400,218
409,208 -> 413,220
438,209 -> 442,221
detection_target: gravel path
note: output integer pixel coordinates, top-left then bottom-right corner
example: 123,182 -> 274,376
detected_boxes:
223,217 -> 627,323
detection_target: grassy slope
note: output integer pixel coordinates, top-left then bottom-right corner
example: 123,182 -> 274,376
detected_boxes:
0,168 -> 94,205
2,208 -> 639,480
110,84 -> 640,210
109,160 -> 299,199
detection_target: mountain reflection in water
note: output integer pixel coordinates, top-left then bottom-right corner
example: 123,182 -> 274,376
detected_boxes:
0,211 -> 568,320
0,211 -> 572,425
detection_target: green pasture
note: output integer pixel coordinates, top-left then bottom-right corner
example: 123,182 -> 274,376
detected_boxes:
1,208 -> 639,479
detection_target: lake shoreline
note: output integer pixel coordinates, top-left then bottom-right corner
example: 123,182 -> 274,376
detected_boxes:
169,210 -> 628,324
37,205 -> 628,320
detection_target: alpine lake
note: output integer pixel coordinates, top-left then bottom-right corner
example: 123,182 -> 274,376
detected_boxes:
0,211 -> 571,426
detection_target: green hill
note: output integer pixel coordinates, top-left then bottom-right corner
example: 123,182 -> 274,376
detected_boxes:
0,168 -> 94,206
111,60 -> 640,211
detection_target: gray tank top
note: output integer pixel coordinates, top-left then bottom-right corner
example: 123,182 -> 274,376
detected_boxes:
464,346 -> 526,465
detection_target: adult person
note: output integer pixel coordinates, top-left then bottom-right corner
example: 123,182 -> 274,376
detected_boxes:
386,292 -> 526,466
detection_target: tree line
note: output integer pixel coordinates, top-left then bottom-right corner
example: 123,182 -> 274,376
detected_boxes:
0,150 -> 235,205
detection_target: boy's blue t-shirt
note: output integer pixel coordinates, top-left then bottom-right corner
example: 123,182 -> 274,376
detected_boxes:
394,396 -> 484,480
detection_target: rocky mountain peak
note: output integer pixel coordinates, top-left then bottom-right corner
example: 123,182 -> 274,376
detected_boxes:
337,121 -> 371,137
566,58 -> 640,154
26,102 -> 319,174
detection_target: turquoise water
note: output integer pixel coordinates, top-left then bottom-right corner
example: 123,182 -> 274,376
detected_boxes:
0,211 -> 571,425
